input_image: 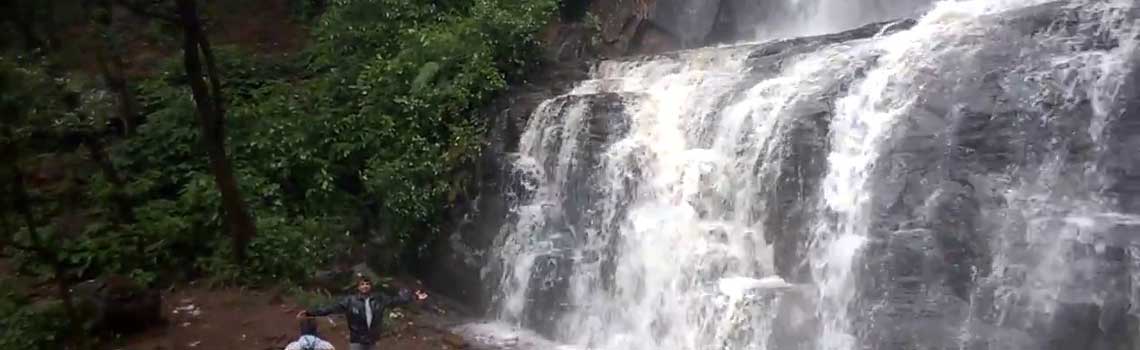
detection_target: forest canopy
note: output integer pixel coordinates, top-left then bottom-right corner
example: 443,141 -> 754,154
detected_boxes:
0,0 -> 556,348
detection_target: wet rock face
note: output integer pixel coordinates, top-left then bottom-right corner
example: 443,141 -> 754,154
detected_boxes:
519,92 -> 632,338
427,89 -> 629,316
763,109 -> 830,284
584,0 -> 682,57
524,254 -> 574,337
1103,52 -> 1140,215
1089,48 -> 1140,350
577,0 -> 721,55
749,19 -> 916,284
646,0 -> 721,48
426,61 -> 590,312
845,3 -> 1140,349
556,93 -> 633,235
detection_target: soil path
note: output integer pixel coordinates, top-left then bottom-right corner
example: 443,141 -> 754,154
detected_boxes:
120,283 -> 475,350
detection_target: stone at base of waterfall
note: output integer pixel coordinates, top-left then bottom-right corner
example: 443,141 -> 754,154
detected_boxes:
452,322 -> 581,350
443,332 -> 471,349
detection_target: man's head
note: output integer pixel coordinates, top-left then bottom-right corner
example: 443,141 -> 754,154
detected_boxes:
355,273 -> 373,295
299,317 -> 319,336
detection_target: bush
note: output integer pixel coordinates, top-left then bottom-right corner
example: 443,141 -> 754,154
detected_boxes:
0,289 -> 69,350
203,214 -> 336,285
292,0 -> 558,264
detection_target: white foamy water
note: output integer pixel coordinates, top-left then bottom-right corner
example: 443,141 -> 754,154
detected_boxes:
469,0 -> 1140,349
750,0 -> 935,39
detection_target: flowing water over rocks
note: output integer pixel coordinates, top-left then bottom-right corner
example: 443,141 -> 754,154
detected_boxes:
452,0 -> 1140,349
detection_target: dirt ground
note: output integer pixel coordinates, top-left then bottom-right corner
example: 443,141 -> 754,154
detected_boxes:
118,282 -> 475,350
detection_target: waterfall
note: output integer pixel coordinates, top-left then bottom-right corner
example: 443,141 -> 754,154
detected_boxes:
461,0 -> 1140,349
745,0 -> 935,39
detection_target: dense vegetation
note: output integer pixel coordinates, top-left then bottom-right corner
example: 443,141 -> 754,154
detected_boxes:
0,0 -> 557,348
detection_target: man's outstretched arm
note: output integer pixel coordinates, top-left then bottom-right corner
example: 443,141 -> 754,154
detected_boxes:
382,289 -> 413,307
382,288 -> 427,307
303,297 -> 349,317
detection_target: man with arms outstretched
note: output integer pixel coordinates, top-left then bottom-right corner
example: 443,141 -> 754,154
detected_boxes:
298,273 -> 428,350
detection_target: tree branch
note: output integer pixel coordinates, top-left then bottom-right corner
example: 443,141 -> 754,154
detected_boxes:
196,28 -> 225,121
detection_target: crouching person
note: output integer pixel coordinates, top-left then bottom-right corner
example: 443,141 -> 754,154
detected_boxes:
285,318 -> 335,350
297,273 -> 428,350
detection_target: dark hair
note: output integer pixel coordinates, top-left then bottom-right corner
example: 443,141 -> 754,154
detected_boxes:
355,272 -> 372,284
299,318 -> 319,336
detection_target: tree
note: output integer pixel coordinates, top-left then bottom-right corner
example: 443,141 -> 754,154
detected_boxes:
172,0 -> 257,263
84,0 -> 142,136
113,0 -> 259,262
0,58 -> 88,350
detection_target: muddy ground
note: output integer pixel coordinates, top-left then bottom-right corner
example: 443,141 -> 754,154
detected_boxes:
119,280 -> 481,350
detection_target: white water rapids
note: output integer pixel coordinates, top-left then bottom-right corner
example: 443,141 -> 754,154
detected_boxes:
456,0 -> 1140,349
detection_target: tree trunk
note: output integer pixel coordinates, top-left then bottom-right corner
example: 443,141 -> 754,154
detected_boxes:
82,0 -> 137,224
8,160 -> 85,349
90,0 -> 141,136
83,136 -> 135,224
175,0 -> 256,263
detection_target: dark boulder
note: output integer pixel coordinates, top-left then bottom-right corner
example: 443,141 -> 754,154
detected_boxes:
645,0 -> 721,48
73,275 -> 163,335
523,253 -> 574,338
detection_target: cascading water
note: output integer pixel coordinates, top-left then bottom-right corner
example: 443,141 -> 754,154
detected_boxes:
745,0 -> 935,39
458,0 -> 1140,349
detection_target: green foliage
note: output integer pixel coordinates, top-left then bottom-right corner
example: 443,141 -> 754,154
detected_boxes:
295,0 -> 556,261
585,12 -> 602,48
202,214 -> 334,285
1,57 -> 124,277
259,0 -> 556,272
0,285 -> 69,350
0,0 -> 559,347
2,0 -> 555,292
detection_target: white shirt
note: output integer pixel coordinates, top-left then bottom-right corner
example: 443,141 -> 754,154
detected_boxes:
364,297 -> 373,327
284,335 -> 335,350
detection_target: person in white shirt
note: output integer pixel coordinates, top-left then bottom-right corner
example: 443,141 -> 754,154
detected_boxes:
285,318 -> 335,350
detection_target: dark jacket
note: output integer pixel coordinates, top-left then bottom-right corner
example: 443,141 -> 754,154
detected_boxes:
306,289 -> 413,344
